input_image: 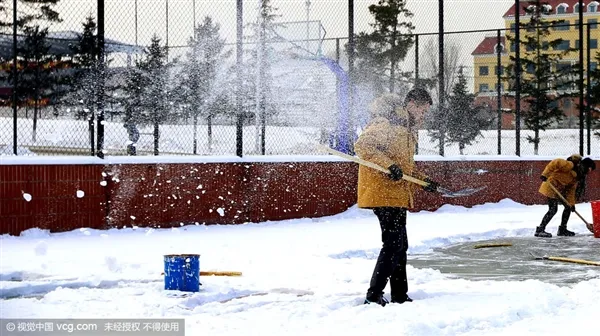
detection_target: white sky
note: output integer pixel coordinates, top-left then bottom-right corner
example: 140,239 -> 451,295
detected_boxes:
47,1 -> 512,44
44,1 -> 512,63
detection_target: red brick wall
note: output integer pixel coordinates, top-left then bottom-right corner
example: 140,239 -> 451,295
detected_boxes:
0,164 -> 107,234
1,159 -> 599,236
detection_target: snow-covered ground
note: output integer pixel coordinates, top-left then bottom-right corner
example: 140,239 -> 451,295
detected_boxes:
2,199 -> 599,335
1,116 -> 599,156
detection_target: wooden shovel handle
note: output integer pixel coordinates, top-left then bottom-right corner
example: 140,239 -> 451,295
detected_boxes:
319,145 -> 429,187
545,182 -> 593,232
160,271 -> 242,276
200,271 -> 242,276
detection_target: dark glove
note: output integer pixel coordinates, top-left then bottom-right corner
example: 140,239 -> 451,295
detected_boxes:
571,205 -> 576,212
423,177 -> 439,192
387,164 -> 403,181
540,175 -> 548,182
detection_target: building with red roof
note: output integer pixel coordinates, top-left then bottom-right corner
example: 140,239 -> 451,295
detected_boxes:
472,0 -> 600,128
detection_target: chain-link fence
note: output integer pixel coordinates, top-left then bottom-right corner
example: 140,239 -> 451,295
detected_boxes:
1,1 -> 599,157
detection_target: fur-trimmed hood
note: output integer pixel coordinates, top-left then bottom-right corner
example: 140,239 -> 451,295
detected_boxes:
367,93 -> 412,128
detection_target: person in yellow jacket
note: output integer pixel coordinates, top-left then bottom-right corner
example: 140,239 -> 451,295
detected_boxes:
354,88 -> 438,307
535,154 -> 596,237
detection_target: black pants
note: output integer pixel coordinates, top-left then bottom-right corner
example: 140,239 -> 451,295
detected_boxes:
539,198 -> 571,229
366,207 -> 408,302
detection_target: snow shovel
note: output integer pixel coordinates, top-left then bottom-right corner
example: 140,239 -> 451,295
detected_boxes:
545,181 -> 594,233
319,145 -> 486,198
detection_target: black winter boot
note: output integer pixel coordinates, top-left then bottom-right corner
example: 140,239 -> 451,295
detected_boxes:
534,226 -> 552,238
364,295 -> 389,307
391,295 -> 413,304
557,226 -> 575,236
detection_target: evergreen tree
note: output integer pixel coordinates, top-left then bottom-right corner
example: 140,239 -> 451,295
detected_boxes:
64,16 -> 119,152
585,52 -> 600,139
66,16 -> 98,120
220,0 -> 280,153
1,1 -> 61,142
249,0 -> 280,128
221,1 -> 281,127
177,16 -> 231,153
119,35 -> 172,154
424,101 -> 449,155
504,0 -> 575,155
142,35 -> 170,125
0,0 -> 61,33
120,65 -> 145,154
350,0 -> 415,94
595,113 -> 600,139
446,67 -> 492,155
15,26 -> 57,142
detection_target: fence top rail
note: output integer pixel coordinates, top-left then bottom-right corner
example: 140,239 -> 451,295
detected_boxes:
322,22 -> 594,41
0,154 -> 590,165
219,22 -> 597,48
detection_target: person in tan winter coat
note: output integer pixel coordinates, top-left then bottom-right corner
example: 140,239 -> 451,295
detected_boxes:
535,154 -> 596,237
354,88 -> 438,307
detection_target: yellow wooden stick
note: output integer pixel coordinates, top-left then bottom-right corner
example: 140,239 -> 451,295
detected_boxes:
473,243 -> 513,249
160,271 -> 242,276
318,145 -> 429,186
200,271 -> 242,276
545,182 -> 594,233
542,256 -> 600,267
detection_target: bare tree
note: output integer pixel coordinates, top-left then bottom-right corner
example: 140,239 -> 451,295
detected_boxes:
420,38 -> 463,154
421,38 -> 463,103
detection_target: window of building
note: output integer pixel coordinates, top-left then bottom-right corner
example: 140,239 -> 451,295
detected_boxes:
576,39 -> 599,48
479,66 -> 489,76
526,63 -> 536,74
590,62 -> 598,71
574,3 -> 580,13
556,4 -> 568,14
542,4 -> 553,14
495,83 -> 504,92
479,84 -> 489,93
553,20 -> 570,30
575,19 -> 597,28
526,43 -> 535,51
553,40 -> 570,50
542,41 -> 550,50
589,2 -> 599,12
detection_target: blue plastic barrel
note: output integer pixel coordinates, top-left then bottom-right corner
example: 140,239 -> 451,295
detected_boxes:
163,254 -> 200,292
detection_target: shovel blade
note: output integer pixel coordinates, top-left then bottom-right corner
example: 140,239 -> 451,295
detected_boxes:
438,186 -> 487,198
